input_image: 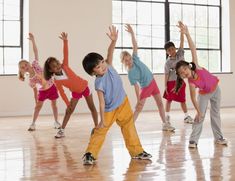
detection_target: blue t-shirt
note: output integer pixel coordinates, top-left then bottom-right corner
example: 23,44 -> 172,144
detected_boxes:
95,66 -> 126,112
128,53 -> 153,88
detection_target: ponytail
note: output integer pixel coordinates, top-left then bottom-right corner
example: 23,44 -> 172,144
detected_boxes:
18,70 -> 25,81
174,75 -> 184,93
189,62 -> 196,71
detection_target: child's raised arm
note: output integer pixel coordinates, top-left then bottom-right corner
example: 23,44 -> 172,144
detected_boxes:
59,32 -> 68,66
106,26 -> 118,65
178,23 -> 200,68
28,33 -> 39,61
178,21 -> 184,49
125,24 -> 138,54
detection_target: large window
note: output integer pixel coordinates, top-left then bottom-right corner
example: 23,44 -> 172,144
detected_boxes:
112,0 -> 223,74
0,0 -> 23,75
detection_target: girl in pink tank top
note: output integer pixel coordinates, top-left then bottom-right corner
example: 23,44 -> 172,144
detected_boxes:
174,22 -> 227,148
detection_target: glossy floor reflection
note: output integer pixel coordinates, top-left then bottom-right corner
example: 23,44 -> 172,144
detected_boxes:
0,108 -> 235,181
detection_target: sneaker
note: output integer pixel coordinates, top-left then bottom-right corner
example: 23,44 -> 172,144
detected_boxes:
132,151 -> 152,160
184,115 -> 194,124
188,141 -> 197,148
83,152 -> 96,165
214,138 -> 228,145
55,129 -> 65,138
54,121 -> 61,129
28,124 -> 36,131
162,122 -> 175,131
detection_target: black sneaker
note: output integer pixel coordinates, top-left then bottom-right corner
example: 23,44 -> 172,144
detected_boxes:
188,141 -> 197,148
132,151 -> 152,160
83,152 -> 96,165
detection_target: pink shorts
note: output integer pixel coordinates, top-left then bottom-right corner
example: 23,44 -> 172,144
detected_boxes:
163,80 -> 186,103
140,79 -> 160,100
72,86 -> 91,100
38,84 -> 59,102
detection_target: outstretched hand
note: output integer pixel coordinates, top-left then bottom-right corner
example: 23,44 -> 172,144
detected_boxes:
106,25 -> 118,41
125,24 -> 134,34
28,33 -> 35,41
177,21 -> 189,35
59,32 -> 68,40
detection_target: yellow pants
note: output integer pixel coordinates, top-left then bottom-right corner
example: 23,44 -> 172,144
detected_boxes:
86,96 -> 144,159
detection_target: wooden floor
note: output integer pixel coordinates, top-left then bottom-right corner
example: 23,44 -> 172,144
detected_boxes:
0,108 -> 235,181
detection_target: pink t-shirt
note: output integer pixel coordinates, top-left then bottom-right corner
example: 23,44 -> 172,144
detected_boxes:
188,68 -> 219,94
29,60 -> 54,90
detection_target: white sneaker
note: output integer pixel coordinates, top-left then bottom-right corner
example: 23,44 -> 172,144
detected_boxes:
28,124 -> 36,131
55,129 -> 65,138
184,116 -> 194,124
214,138 -> 228,145
162,122 -> 175,131
54,121 -> 61,129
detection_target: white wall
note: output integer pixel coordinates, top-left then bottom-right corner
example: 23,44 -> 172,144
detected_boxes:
0,0 -> 234,117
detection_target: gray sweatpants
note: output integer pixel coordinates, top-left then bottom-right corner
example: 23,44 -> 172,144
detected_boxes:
190,86 -> 223,144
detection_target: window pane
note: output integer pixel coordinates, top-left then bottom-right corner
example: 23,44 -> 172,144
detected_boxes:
0,48 -> 3,74
183,5 -> 195,26
209,28 -> 219,49
137,25 -> 151,47
0,1 -> 3,20
113,49 -> 124,73
122,1 -> 136,24
184,50 -> 192,62
209,7 -> 219,28
208,0 -> 220,5
209,51 -> 220,72
138,49 -> 152,71
112,1 -> 121,24
137,2 -> 151,25
152,25 -> 164,48
4,21 -> 20,46
152,3 -> 164,25
4,47 -> 21,74
123,25 -> 136,47
170,25 -> 181,46
114,24 -> 122,47
195,0 -> 208,5
4,0 -> 20,20
152,50 -> 165,73
196,27 -> 208,48
0,21 -> 2,45
196,6 -> 207,27
170,4 -> 182,27
170,0 -> 195,3
197,50 -> 208,69
184,27 -> 196,49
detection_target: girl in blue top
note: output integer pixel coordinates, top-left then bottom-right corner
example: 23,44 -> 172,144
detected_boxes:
120,24 -> 174,131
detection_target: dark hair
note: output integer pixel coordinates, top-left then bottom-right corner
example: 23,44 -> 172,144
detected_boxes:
44,57 -> 58,80
164,41 -> 175,50
82,52 -> 103,75
174,60 -> 196,93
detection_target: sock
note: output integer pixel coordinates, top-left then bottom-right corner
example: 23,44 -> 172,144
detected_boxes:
166,112 -> 170,117
184,112 -> 188,118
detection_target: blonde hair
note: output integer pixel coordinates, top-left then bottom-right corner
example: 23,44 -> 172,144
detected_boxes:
18,60 -> 29,81
120,51 -> 131,63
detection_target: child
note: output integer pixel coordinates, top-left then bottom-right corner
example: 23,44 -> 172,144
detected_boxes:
82,26 -> 152,165
18,33 -> 61,131
175,22 -> 227,148
44,32 -> 98,138
120,24 -> 174,132
164,21 -> 193,124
